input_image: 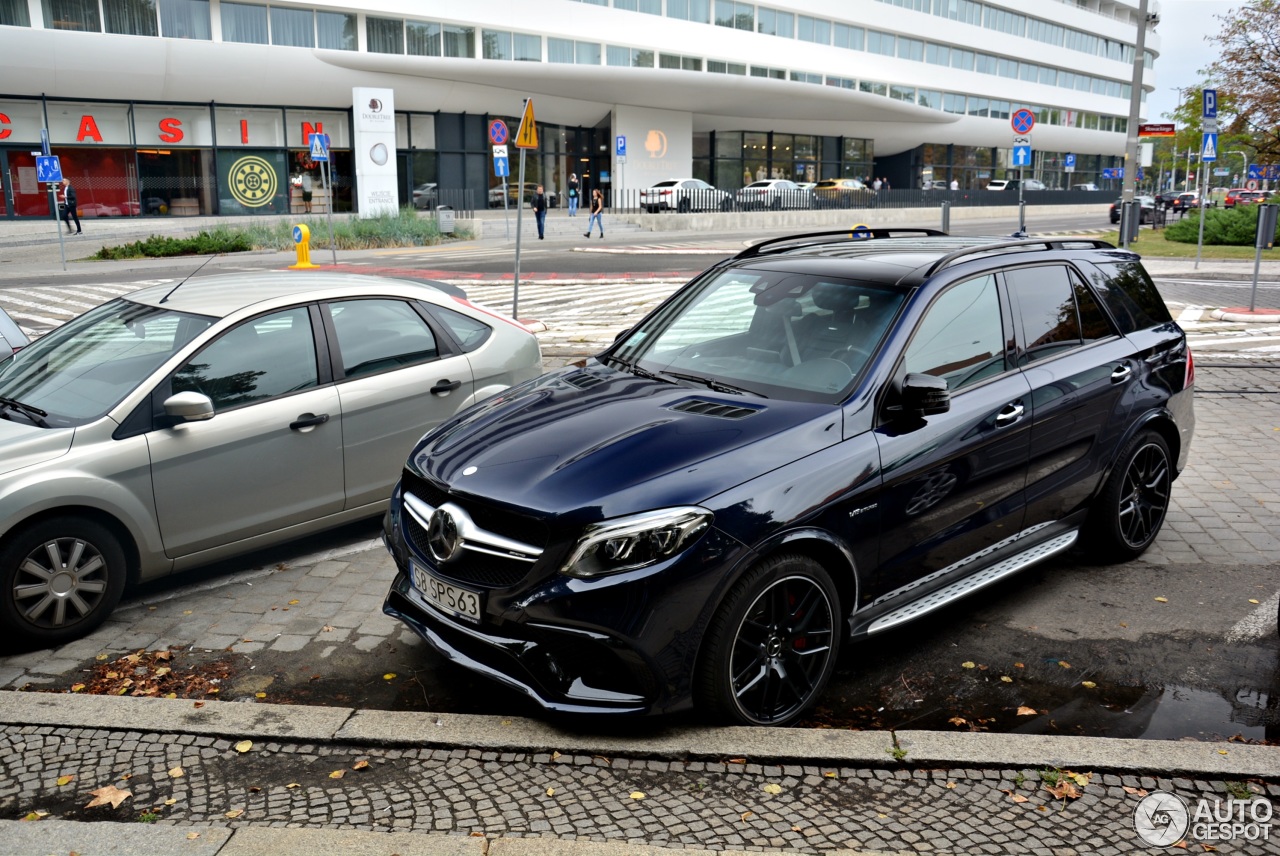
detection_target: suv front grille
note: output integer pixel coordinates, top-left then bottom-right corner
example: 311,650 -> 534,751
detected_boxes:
403,511 -> 533,588
402,469 -> 548,549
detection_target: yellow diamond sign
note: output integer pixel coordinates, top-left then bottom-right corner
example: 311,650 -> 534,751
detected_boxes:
514,98 -> 538,150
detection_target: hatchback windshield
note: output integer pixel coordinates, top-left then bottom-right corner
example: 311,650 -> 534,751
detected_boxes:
612,269 -> 904,402
0,298 -> 214,427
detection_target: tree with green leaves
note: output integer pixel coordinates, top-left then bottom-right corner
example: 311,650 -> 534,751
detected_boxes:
1207,0 -> 1280,162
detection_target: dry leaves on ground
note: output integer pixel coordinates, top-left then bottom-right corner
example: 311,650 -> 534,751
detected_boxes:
85,785 -> 132,809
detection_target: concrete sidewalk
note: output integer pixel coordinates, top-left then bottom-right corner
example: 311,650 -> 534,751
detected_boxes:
1,691 -> 1276,855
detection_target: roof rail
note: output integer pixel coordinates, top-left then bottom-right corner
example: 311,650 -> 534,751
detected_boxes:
921,238 -> 1117,277
733,229 -> 948,260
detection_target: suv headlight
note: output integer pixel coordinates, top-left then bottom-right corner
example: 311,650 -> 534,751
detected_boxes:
560,507 -> 713,578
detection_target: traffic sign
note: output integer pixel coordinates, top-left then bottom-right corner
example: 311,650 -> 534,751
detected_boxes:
1246,179 -> 1259,190
308,132 -> 330,162
1138,123 -> 1176,137
1202,118 -> 1219,133
35,155 -> 62,183
849,223 -> 871,239
492,145 -> 508,158
1012,145 -> 1032,167
616,135 -> 627,157
1011,109 -> 1036,135
1203,89 -> 1217,120
1064,153 -> 1076,173
1248,164 -> 1261,180
1201,132 -> 1217,162
1013,135 -> 1031,147
514,99 -> 538,149
494,157 -> 509,177
488,120 -> 509,146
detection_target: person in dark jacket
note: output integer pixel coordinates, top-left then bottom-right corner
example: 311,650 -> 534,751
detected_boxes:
59,179 -> 82,235
532,185 -> 548,239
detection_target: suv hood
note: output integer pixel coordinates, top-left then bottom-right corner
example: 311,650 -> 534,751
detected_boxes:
0,419 -> 74,476
410,365 -> 842,521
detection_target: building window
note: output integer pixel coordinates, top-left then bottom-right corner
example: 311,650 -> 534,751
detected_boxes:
708,60 -> 746,74
667,0 -> 710,24
859,80 -> 887,96
918,89 -> 942,109
42,0 -> 101,32
797,15 -> 830,44
368,17 -> 403,54
105,0 -> 157,36
714,0 -> 753,30
271,6 -> 313,47
750,66 -> 785,79
614,0 -> 661,13
406,21 -> 441,56
790,71 -> 822,85
660,53 -> 702,71
483,29 -> 511,60
317,11 -> 354,50
0,0 -> 30,26
443,24 -> 474,57
158,0 -> 209,40
890,85 -> 916,103
866,30 -> 895,56
825,76 -> 855,89
221,2 -> 265,43
756,6 -> 792,37
898,37 -> 923,61
833,23 -> 863,50
606,45 -> 654,67
515,33 -> 541,60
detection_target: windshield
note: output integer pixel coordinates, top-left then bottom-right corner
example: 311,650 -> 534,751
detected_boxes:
0,298 -> 214,427
610,269 -> 904,403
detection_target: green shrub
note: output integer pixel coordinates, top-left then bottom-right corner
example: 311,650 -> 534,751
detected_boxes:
1165,203 -> 1280,245
94,228 -> 252,260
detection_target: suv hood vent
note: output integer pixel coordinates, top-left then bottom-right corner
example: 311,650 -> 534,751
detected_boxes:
668,398 -> 761,420
563,371 -> 607,390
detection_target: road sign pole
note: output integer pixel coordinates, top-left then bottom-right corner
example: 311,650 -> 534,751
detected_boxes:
1195,162 -> 1206,270
324,157 -> 336,266
50,183 -> 66,270
512,147 -> 527,321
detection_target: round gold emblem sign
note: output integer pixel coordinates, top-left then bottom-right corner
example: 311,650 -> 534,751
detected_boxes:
229,156 -> 277,207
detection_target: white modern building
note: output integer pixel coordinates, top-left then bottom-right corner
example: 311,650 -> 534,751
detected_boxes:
0,0 -> 1159,219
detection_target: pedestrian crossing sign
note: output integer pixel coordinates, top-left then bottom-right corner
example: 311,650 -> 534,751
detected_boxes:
309,133 -> 330,162
514,99 -> 538,150
1201,132 -> 1217,162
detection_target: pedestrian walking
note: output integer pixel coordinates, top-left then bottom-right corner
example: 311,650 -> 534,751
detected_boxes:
532,185 -> 548,239
566,173 -> 579,216
58,178 -> 81,235
950,178 -> 959,191
301,172 -> 314,213
584,188 -> 604,238
871,177 -> 882,192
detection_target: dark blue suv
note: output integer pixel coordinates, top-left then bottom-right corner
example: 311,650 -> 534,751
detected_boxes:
383,231 -> 1195,726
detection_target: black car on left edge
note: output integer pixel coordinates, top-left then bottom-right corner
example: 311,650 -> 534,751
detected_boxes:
382,230 -> 1195,726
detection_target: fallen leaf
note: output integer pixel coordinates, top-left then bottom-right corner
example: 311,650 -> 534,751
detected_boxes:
70,684 -> 85,693
1036,805 -> 1048,812
1000,676 -> 1013,683
322,625 -> 334,632
95,654 -> 109,661
85,784 -> 133,809
1011,794 -> 1029,803
1248,599 -> 1260,605
762,783 -> 783,795
823,771 -> 838,778
187,832 -> 200,840
1069,772 -> 1092,788
183,610 -> 193,615
255,693 -> 266,699
286,783 -> 300,789
791,825 -> 803,832
21,810 -> 48,821
235,740 -> 253,753
629,791 -> 645,800
1081,681 -> 1097,689
56,775 -> 75,786
1058,661 -> 1071,669
329,770 -> 345,779
288,599 -> 300,605
1123,786 -> 1149,796
727,758 -> 746,764
168,766 -> 184,778
154,667 -> 170,677
155,650 -> 171,661
1171,841 -> 1187,850
740,810 -> 754,822
1155,596 -> 1168,603
1013,662 -> 1025,669
1016,705 -> 1038,716
193,701 -> 205,709
164,693 -> 177,699
165,799 -> 178,805
948,716 -> 968,726
383,673 -> 397,680
945,782 -> 957,789
551,751 -> 562,761
248,787 -> 261,793
961,661 -> 976,669
1201,844 -> 1218,852
225,809 -> 243,819
546,787 -> 556,796
1044,780 -> 1080,800
354,760 -> 370,770
1218,750 -> 1228,755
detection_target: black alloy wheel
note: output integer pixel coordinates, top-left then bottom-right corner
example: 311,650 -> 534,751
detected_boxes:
1087,431 -> 1172,562
697,554 -> 840,726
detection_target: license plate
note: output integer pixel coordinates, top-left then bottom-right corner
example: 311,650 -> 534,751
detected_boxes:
412,562 -> 483,623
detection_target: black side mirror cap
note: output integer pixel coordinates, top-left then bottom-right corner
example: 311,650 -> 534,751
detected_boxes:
901,372 -> 950,416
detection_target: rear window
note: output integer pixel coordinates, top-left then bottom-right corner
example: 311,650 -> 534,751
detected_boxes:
1085,261 -> 1173,334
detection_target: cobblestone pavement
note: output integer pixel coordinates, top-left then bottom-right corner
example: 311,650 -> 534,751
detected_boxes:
1,720 -> 1276,854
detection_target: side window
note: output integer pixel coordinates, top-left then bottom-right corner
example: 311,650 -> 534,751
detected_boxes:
904,274 -> 1007,391
1005,265 -> 1082,365
431,305 -> 492,352
1086,261 -> 1173,333
1071,271 -> 1118,344
173,307 -> 317,410
328,299 -> 439,378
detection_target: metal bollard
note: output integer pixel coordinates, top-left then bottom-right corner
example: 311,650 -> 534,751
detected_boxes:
940,200 -> 951,233
288,224 -> 318,269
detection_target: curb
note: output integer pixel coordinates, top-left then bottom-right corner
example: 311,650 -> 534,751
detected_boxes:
2,691 -> 1276,779
1211,307 -> 1280,323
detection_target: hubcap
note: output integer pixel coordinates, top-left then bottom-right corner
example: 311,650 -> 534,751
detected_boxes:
729,575 -> 834,724
1117,443 -> 1170,548
12,537 -> 109,629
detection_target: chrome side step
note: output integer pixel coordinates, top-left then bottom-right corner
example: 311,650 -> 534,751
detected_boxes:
865,530 -> 1078,635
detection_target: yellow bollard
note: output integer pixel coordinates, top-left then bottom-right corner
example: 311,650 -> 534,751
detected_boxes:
288,223 -> 318,269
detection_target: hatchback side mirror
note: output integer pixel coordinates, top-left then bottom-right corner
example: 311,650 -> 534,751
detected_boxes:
901,373 -> 950,416
163,391 -> 215,423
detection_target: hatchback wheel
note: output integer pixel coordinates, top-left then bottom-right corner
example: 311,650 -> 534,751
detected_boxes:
1087,431 -> 1172,562
0,517 -> 127,647
696,554 -> 840,726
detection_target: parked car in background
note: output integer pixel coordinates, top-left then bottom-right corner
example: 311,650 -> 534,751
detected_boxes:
412,183 -> 439,210
989,179 -> 1046,192
1072,183 -> 1101,191
489,182 -> 558,209
734,179 -> 813,210
0,272 -> 541,647
76,203 -> 122,218
383,229 -> 1194,727
812,178 -> 875,208
1109,195 -> 1156,224
1224,188 -> 1267,208
0,307 -> 31,361
1172,192 -> 1200,213
639,179 -> 733,213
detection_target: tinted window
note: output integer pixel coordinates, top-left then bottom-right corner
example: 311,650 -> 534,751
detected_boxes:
432,305 -> 492,352
904,274 -> 1006,390
1086,261 -> 1172,334
328,299 -> 439,378
1072,271 -> 1117,343
173,307 -> 317,410
1006,265 -> 1081,364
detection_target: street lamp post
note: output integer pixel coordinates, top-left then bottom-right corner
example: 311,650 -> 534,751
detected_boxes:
1121,0 -> 1157,248
1227,150 -> 1249,188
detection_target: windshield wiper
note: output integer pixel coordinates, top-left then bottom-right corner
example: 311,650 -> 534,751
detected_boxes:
662,371 -> 766,398
0,395 -> 50,428
602,355 -> 676,385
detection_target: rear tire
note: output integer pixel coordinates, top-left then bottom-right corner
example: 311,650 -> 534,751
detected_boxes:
695,554 -> 840,726
0,517 -> 127,647
1085,430 -> 1172,563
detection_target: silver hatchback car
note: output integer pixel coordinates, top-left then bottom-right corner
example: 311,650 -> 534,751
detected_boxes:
0,272 -> 541,647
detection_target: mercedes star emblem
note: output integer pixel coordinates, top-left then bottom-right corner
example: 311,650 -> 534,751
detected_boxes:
426,507 -> 462,563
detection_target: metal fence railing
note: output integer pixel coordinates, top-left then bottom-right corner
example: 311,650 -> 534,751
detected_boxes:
603,188 -> 1113,215
431,188 -> 477,218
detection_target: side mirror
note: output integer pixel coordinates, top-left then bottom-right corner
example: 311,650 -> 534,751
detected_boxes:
901,373 -> 950,416
163,391 -> 215,423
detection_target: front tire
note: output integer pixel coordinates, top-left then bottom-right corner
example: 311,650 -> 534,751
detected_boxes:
696,554 -> 840,726
1086,431 -> 1172,562
0,517 -> 127,647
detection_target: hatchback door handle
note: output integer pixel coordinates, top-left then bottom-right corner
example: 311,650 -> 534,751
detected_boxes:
431,379 -> 463,395
290,413 -> 329,431
994,403 -> 1025,426
1111,365 -> 1132,383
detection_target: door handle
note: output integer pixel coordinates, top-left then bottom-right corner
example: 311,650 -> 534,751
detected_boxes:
290,413 -> 329,430
431,379 -> 463,395
994,402 -> 1025,426
1111,364 -> 1132,383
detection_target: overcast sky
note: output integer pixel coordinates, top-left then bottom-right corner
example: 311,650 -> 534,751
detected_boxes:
1144,1 -> 1241,120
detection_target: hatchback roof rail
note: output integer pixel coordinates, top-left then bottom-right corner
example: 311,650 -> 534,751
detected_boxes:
920,238 -> 1118,277
733,229 -> 947,260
